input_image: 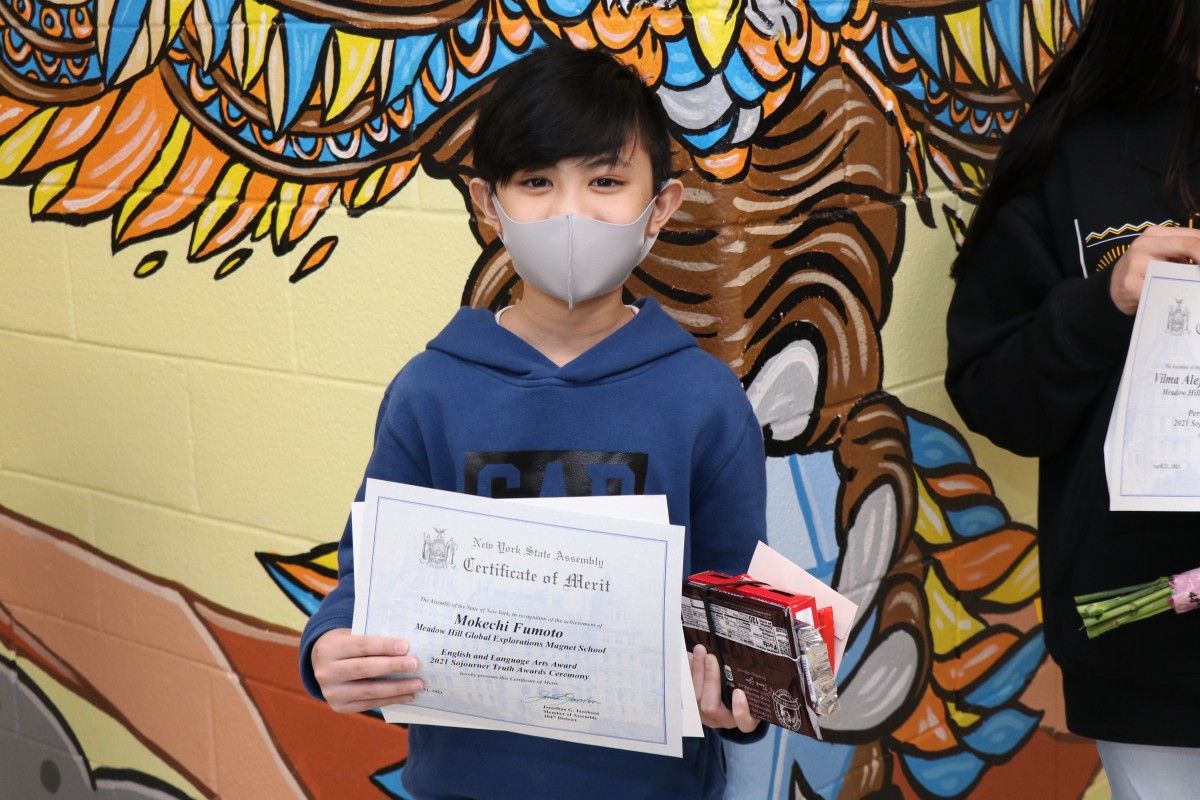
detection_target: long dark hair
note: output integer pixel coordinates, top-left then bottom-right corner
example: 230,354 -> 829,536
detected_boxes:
951,0 -> 1200,279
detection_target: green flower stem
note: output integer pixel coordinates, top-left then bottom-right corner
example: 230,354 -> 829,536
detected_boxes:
1078,581 -> 1168,619
1083,596 -> 1174,639
1074,577 -> 1165,606
1094,586 -> 1173,623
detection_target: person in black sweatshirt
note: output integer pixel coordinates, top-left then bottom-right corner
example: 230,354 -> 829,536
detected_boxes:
945,2 -> 1200,797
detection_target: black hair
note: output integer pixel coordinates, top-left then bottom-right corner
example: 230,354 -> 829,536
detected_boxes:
952,0 -> 1200,279
471,42 -> 673,188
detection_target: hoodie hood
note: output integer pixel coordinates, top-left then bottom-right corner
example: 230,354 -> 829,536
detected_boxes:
426,297 -> 699,383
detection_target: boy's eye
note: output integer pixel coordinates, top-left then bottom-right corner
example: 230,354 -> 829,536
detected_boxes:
592,177 -> 621,188
521,177 -> 550,189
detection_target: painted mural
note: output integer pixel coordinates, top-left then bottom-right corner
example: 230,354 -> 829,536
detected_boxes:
0,1 -> 1107,799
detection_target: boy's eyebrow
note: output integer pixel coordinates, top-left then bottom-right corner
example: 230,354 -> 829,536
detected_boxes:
505,151 -> 634,178
579,152 -> 632,170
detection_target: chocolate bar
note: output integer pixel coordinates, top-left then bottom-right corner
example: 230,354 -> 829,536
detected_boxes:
681,571 -> 840,738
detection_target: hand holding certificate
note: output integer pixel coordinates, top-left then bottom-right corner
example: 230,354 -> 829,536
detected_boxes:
352,480 -> 686,757
1105,260 -> 1200,509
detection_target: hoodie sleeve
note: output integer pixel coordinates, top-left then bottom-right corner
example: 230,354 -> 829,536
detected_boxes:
690,410 -> 768,576
689,399 -> 770,744
298,379 -> 433,700
944,196 -> 1134,458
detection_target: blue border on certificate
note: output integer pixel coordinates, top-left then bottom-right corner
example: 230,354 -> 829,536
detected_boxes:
362,495 -> 673,747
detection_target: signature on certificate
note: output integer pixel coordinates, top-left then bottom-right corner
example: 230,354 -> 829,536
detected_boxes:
526,691 -> 601,707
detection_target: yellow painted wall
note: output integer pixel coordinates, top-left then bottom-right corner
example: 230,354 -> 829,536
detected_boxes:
0,168 -> 474,620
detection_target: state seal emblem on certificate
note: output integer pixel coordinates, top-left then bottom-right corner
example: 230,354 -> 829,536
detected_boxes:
350,479 -> 687,756
1106,260 -> 1200,510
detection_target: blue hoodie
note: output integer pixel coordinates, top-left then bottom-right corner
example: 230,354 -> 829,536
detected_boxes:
300,297 -> 767,799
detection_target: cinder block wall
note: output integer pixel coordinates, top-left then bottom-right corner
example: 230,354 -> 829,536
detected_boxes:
0,173 -> 474,601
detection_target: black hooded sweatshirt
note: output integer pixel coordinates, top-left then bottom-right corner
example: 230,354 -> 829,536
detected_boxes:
946,90 -> 1200,746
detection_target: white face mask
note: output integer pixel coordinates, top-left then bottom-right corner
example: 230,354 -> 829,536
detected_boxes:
492,196 -> 659,309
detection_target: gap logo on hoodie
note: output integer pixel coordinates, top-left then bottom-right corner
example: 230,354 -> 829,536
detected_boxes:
464,450 -> 649,498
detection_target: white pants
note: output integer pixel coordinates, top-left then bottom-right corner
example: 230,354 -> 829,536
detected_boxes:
1096,740 -> 1200,800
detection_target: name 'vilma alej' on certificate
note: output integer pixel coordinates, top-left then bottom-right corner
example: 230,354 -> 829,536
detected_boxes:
1108,260 -> 1200,510
351,479 -> 686,757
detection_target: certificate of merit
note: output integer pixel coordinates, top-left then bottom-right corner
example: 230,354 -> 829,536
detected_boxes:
1107,260 -> 1200,510
352,479 -> 685,756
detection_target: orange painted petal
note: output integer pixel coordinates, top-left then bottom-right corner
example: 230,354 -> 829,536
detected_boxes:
278,182 -> 335,249
592,4 -> 651,51
118,134 -> 228,246
807,23 -> 833,66
498,12 -> 532,48
449,6 -> 494,75
48,72 -> 175,217
695,148 -> 749,181
564,23 -> 598,50
289,235 -> 337,282
649,6 -> 684,36
23,94 -> 120,173
379,159 -> 418,201
739,28 -> 787,83
613,32 -> 664,85
933,528 -> 1036,592
338,177 -> 360,209
0,95 -> 41,136
925,471 -> 993,500
275,561 -> 337,597
193,171 -> 278,260
762,75 -> 794,119
932,629 -> 1020,693
892,684 -> 959,753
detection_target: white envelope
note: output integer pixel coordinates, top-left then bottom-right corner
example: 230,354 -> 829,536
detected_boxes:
747,541 -> 858,677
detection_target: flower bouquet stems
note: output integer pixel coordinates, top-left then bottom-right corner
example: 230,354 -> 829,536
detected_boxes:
1074,567 -> 1200,638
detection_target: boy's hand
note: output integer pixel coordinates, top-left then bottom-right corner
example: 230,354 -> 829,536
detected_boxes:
689,644 -> 760,733
311,628 -> 424,714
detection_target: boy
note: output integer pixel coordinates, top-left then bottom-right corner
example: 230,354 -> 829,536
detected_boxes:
299,44 -> 767,799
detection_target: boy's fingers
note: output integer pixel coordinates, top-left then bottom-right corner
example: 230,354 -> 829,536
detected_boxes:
328,677 -> 425,714
700,654 -> 726,715
690,645 -> 706,699
341,635 -> 410,658
314,630 -> 409,659
317,654 -> 419,688
687,649 -> 760,731
341,655 -> 420,680
346,676 -> 424,700
337,694 -> 415,715
730,689 -> 759,733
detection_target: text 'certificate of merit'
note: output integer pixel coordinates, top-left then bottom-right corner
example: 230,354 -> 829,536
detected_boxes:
1107,260 -> 1200,510
353,479 -> 685,756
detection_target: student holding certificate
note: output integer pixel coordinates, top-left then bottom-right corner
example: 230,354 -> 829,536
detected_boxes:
298,44 -> 766,800
945,2 -> 1200,796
